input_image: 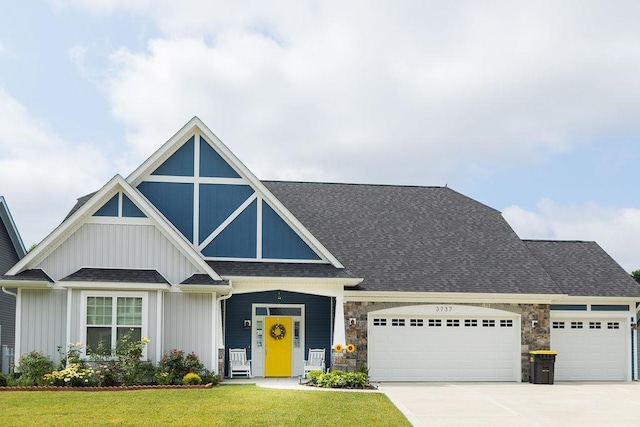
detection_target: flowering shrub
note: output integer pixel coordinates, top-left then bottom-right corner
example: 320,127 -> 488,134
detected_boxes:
182,372 -> 202,385
44,363 -> 97,387
157,349 -> 205,385
16,351 -> 53,386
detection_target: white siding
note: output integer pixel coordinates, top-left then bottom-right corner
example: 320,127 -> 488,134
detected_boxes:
19,289 -> 67,365
164,293 -> 213,369
36,223 -> 199,283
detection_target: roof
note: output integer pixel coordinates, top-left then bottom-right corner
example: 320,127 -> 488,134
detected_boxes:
263,182 -> 561,294
0,269 -> 53,282
61,268 -> 169,284
0,196 -> 26,274
524,240 -> 640,297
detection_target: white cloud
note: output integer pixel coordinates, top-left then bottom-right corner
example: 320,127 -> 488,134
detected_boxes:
503,199 -> 640,273
0,88 -> 110,246
85,1 -> 640,185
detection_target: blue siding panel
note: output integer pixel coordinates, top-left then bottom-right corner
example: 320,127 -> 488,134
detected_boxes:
224,291 -> 332,376
138,182 -> 194,241
591,304 -> 630,311
122,194 -> 146,218
202,200 -> 256,258
199,184 -> 254,244
93,194 -> 119,217
262,202 -> 321,260
200,138 -> 241,178
152,136 -> 194,176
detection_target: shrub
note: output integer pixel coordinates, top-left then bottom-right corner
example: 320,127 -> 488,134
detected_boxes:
306,370 -> 323,383
308,370 -> 369,389
0,373 -> 7,386
44,363 -> 97,387
16,351 -> 53,386
157,350 -> 206,385
182,372 -> 202,385
199,369 -> 220,386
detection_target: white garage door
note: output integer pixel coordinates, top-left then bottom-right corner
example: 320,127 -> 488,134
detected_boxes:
551,318 -> 628,381
368,305 -> 521,382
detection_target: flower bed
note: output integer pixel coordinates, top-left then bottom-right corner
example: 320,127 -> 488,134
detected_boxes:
0,383 -> 214,392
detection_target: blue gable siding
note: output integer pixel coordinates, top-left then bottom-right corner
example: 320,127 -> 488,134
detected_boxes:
199,184 -> 254,244
152,136 -> 194,176
202,200 -> 256,258
93,194 -> 119,217
138,182 -> 194,241
224,291 -> 332,375
262,202 -> 321,260
200,138 -> 241,178
122,194 -> 146,218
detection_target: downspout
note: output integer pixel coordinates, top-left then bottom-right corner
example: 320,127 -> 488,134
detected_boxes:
2,287 -> 17,297
215,282 -> 233,376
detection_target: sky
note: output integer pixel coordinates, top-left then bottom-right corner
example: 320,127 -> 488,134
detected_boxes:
1,1 -> 639,272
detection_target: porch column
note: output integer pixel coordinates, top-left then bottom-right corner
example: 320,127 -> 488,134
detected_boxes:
332,293 -> 346,348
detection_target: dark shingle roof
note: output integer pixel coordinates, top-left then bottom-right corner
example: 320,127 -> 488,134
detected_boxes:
208,261 -> 355,279
180,273 -> 228,285
524,240 -> 640,297
0,269 -> 53,282
61,268 -> 169,284
264,182 -> 561,294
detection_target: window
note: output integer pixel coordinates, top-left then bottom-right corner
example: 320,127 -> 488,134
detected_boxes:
84,292 -> 146,355
446,319 -> 460,327
552,321 -> 565,329
607,322 -> 620,329
373,318 -> 387,326
500,320 -> 513,328
410,319 -> 424,327
392,318 -> 406,327
482,320 -> 495,328
428,319 -> 442,327
589,322 -> 602,329
570,322 -> 583,329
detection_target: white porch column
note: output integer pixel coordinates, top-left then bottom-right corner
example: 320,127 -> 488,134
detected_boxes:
211,294 -> 218,374
332,293 -> 346,348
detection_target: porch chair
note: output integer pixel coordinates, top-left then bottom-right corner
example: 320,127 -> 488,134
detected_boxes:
303,348 -> 326,377
229,348 -> 252,378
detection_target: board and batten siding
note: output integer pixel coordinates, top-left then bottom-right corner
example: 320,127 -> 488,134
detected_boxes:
36,223 -> 199,283
163,293 -> 213,368
19,289 -> 67,365
0,219 -> 20,349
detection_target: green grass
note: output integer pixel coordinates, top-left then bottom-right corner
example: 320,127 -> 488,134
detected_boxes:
0,385 -> 410,426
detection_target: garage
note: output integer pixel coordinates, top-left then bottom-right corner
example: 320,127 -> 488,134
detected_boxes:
551,315 -> 629,381
368,305 -> 521,382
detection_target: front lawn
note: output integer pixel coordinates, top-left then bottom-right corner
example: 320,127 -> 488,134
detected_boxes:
0,385 -> 410,426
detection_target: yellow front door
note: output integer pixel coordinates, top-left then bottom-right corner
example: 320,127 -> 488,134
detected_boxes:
264,317 -> 292,377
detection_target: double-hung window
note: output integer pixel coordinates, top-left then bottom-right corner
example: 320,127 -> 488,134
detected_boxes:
83,292 -> 147,355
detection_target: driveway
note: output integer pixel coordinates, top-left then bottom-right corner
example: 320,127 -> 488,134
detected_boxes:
378,382 -> 640,427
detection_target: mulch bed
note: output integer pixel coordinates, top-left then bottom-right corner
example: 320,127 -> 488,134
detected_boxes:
0,383 -> 214,392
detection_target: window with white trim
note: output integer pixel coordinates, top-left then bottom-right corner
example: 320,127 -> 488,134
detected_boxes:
83,292 -> 147,355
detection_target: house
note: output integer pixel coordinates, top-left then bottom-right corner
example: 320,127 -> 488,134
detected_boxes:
0,196 -> 27,373
2,117 -> 639,382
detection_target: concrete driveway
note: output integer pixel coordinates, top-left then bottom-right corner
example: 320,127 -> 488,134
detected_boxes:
378,382 -> 640,427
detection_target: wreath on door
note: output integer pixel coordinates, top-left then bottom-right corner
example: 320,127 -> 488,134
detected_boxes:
270,323 -> 287,340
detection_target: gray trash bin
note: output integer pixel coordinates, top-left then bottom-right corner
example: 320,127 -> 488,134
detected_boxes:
529,350 -> 557,384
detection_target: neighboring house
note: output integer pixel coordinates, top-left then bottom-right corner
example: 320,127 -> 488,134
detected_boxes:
0,196 -> 27,373
2,117 -> 639,382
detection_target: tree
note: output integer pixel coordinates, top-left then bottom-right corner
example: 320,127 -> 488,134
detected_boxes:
632,270 -> 640,283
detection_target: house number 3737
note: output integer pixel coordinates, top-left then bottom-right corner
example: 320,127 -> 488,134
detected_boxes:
435,306 -> 453,312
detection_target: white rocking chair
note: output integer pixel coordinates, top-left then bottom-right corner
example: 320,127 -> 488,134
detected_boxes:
229,348 -> 252,378
303,348 -> 326,377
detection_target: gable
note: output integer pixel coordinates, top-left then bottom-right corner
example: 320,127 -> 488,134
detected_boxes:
131,121 -> 332,264
7,176 -> 220,284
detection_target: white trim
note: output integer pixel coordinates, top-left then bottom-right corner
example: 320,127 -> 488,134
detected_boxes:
79,290 -> 149,358
193,133 -> 200,246
198,193 -> 258,250
225,276 -> 362,289
0,196 -> 27,257
125,117 -> 343,268
66,288 -> 73,354
332,294 -> 346,347
14,288 -> 21,366
176,283 -> 231,293
117,192 -> 123,217
156,290 -> 163,363
256,196 -> 263,259
140,175 -> 248,185
62,282 -> 171,291
211,293 -> 217,374
7,175 -> 222,282
205,257 -> 330,264
85,217 -> 154,226
345,291 -> 567,303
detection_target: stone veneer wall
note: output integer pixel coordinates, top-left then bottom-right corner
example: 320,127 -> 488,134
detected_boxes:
333,301 -> 550,381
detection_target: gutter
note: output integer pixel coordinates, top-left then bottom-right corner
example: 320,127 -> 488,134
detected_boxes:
2,287 -> 17,297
